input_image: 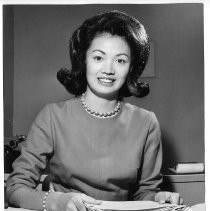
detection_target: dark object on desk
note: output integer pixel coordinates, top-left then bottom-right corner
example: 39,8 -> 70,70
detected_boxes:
42,175 -> 51,191
4,135 -> 26,173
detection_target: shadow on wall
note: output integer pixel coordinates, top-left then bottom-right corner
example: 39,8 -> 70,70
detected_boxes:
161,128 -> 179,172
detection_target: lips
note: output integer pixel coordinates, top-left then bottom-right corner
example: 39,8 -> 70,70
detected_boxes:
98,77 -> 116,86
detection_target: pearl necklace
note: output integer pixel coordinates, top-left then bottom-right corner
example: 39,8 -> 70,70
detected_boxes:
81,93 -> 121,118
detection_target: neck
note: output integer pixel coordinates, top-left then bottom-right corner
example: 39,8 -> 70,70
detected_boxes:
83,91 -> 119,113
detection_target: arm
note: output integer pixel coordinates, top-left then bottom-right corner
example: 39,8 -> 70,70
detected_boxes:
6,104 -> 101,211
6,104 -> 55,210
8,188 -> 100,211
133,112 -> 163,201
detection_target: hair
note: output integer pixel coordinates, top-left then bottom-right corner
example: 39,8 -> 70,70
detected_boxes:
57,10 -> 150,98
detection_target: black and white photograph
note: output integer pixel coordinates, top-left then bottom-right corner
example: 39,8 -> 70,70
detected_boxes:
2,2 -> 207,211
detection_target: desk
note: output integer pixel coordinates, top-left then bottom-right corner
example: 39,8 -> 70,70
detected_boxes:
4,174 -> 205,208
161,173 -> 205,206
4,203 -> 206,211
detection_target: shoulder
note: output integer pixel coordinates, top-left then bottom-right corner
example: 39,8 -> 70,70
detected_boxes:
123,101 -> 157,121
43,97 -> 80,112
36,97 -> 80,119
122,101 -> 160,132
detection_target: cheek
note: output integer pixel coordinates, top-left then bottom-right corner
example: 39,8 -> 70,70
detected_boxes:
118,67 -> 130,81
86,60 -> 99,74
86,62 -> 95,78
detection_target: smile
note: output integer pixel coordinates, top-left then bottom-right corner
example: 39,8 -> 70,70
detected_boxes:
98,77 -> 115,86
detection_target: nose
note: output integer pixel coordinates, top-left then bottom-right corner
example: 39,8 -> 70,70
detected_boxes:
102,59 -> 115,75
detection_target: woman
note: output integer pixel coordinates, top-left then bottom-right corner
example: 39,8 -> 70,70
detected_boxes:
6,10 -> 183,211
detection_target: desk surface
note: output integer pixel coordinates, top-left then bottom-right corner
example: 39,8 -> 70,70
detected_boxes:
5,203 -> 206,211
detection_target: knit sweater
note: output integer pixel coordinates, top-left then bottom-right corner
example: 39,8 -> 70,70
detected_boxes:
7,97 -> 163,202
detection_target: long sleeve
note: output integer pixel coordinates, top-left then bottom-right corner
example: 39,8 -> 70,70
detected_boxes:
133,112 -> 163,201
6,104 -> 54,206
6,98 -> 164,205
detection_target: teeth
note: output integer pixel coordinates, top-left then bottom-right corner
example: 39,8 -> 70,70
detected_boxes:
99,78 -> 114,83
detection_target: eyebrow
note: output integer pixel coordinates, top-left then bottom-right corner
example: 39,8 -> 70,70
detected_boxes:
92,50 -> 130,58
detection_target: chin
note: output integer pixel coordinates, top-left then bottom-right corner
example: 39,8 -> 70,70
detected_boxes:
94,89 -> 119,99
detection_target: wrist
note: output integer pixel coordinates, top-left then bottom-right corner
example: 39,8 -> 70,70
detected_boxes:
46,191 -> 63,211
154,192 -> 160,202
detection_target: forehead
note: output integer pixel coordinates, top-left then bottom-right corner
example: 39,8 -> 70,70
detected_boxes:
88,33 -> 130,54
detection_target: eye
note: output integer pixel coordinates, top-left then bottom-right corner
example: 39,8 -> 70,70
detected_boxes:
93,56 -> 103,62
116,59 -> 127,64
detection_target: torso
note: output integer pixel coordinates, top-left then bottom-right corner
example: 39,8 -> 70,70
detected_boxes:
48,97 -> 153,200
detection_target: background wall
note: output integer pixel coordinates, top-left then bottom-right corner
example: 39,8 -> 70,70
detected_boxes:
3,6 -> 14,138
4,4 -> 204,170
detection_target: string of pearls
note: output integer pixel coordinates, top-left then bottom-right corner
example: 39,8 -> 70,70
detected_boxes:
42,190 -> 54,211
81,93 -> 121,118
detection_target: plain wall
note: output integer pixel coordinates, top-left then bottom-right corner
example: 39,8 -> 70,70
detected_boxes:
5,4 -> 204,170
3,5 -> 14,137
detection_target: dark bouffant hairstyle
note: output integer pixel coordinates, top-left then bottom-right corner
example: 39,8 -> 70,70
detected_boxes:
57,10 -> 150,97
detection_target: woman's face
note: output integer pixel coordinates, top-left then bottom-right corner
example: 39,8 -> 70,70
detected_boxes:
85,33 -> 131,99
